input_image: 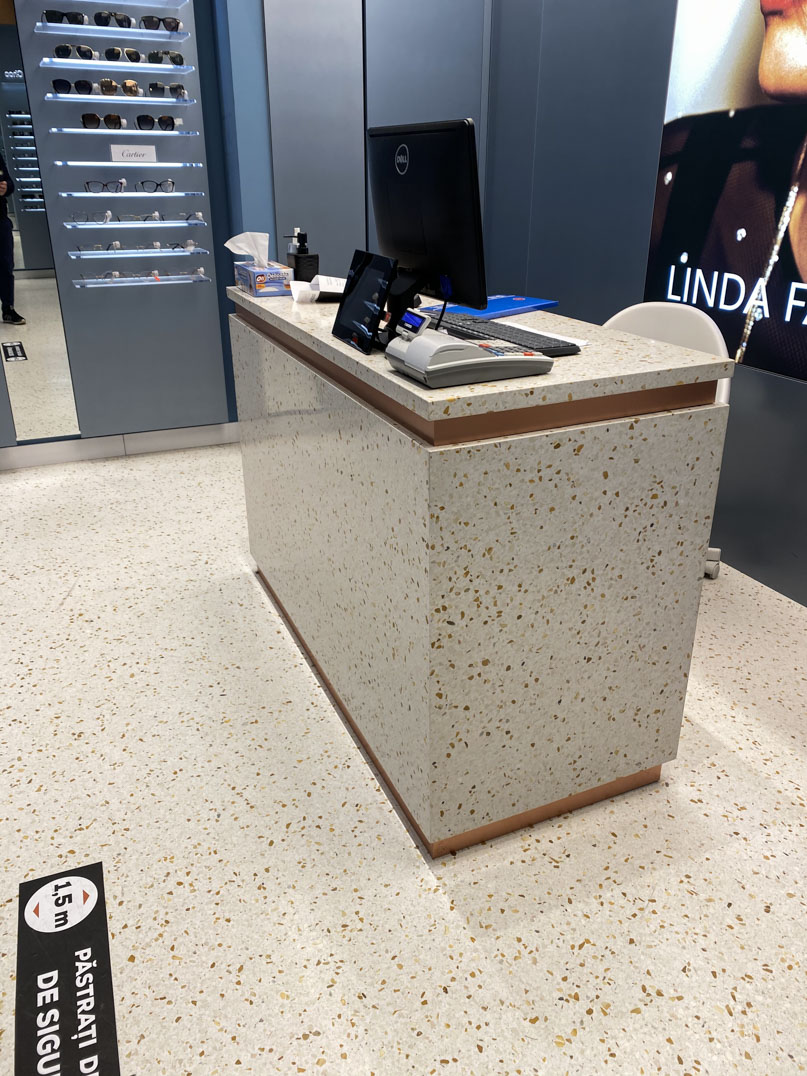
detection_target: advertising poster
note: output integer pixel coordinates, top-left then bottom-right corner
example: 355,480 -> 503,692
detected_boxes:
646,0 -> 807,381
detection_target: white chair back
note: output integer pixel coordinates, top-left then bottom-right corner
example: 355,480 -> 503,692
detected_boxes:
603,301 -> 731,403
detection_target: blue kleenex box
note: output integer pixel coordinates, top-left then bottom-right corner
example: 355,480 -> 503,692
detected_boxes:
234,260 -> 294,297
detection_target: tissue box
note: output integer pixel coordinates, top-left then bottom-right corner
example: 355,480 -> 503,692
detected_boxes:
234,260 -> 294,296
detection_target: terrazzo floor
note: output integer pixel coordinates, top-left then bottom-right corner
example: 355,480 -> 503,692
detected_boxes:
0,444 -> 805,1075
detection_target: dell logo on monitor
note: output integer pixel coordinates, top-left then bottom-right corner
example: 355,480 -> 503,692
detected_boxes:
395,144 -> 409,175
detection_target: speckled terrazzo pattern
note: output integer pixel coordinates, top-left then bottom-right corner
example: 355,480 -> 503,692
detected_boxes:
229,288 -> 734,423
232,316 -> 433,823
1,446 -> 805,1074
232,314 -> 729,844
427,405 -> 729,840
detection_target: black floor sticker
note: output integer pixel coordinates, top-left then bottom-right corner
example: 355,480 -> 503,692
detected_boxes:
2,341 -> 27,361
16,862 -> 121,1075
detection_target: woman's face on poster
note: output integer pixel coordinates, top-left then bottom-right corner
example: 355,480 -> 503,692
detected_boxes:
759,0 -> 807,97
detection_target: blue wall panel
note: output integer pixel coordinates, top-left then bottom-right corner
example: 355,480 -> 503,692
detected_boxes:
264,0 -> 365,278
485,0 -> 678,321
364,0 -> 490,248
712,365 -> 807,606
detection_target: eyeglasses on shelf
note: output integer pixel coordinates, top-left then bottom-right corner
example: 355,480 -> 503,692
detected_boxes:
77,240 -> 200,251
70,211 -> 204,224
71,211 -> 166,223
54,44 -> 98,60
84,179 -> 127,193
140,16 -> 182,32
42,9 -> 87,24
71,211 -> 120,222
52,78 -> 93,94
81,270 -> 161,280
135,179 -> 175,193
81,113 -> 126,129
118,212 -> 167,221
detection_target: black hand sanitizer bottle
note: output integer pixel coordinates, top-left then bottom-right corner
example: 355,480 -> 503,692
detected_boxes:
285,228 -> 319,283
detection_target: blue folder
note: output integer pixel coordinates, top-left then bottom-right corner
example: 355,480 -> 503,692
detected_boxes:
421,294 -> 558,320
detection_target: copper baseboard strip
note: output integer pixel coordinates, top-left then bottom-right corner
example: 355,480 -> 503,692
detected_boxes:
255,568 -> 663,857
427,765 -> 662,857
236,310 -> 716,446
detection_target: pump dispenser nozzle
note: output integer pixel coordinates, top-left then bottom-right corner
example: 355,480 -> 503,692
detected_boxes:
283,227 -> 318,282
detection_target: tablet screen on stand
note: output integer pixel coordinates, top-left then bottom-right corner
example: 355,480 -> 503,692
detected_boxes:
332,249 -> 397,354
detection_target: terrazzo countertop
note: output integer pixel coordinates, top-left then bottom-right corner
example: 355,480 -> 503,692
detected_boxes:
228,287 -> 734,423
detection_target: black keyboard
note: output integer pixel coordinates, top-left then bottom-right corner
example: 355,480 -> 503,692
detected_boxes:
434,311 -> 581,357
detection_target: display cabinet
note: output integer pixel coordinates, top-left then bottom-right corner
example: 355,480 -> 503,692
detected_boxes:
14,0 -> 228,436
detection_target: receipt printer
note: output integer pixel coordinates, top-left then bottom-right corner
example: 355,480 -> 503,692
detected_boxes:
385,308 -> 550,389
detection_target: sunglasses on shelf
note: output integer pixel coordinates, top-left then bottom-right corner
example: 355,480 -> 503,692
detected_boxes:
100,78 -> 140,96
136,179 -> 175,193
118,212 -> 165,221
81,113 -> 126,129
54,44 -> 98,60
147,51 -> 184,66
94,11 -> 133,27
52,78 -> 94,94
140,16 -> 182,32
84,179 -> 127,193
148,82 -> 186,98
171,211 -> 205,222
105,47 -> 141,63
136,114 -> 176,131
42,9 -> 87,23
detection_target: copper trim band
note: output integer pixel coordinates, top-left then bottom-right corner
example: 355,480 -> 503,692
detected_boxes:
427,765 -> 662,857
255,567 -> 663,857
235,309 -> 717,447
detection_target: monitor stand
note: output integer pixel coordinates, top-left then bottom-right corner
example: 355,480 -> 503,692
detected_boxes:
378,269 -> 425,346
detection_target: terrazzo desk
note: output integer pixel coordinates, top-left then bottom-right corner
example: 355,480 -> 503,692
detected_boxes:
229,287 -> 732,856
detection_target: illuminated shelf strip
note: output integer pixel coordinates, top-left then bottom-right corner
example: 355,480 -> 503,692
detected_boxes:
68,247 -> 209,259
45,93 -> 195,106
55,160 -> 202,168
49,128 -> 198,137
35,22 -> 190,43
65,0 -> 189,9
59,191 -> 205,198
63,219 -> 206,229
41,57 -> 194,75
74,273 -> 210,288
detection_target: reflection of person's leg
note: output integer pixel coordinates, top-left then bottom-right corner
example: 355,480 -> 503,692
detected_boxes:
0,216 -> 24,324
0,216 -> 14,314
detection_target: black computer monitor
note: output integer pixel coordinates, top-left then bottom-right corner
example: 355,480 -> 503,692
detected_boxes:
367,118 -> 487,334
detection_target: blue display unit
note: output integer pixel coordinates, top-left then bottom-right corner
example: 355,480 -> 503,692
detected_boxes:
14,0 -> 228,436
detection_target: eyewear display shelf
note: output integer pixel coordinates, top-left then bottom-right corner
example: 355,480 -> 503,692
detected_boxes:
230,293 -> 732,857
14,0 -> 227,437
